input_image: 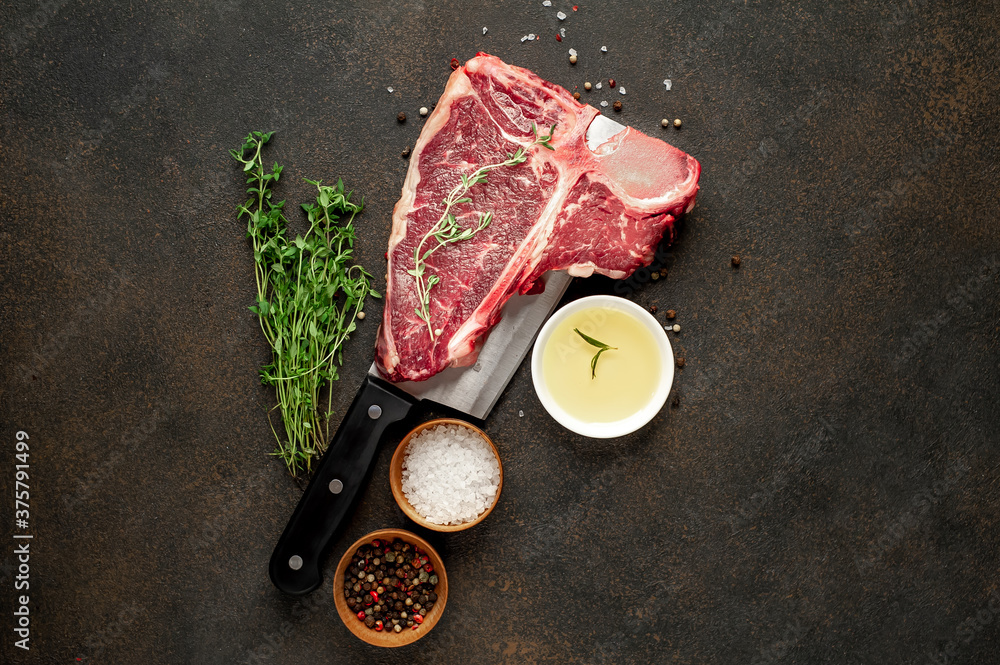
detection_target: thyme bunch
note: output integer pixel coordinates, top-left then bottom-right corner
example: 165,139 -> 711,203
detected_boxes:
231,131 -> 379,475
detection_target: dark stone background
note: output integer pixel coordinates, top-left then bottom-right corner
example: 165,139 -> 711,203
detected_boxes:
2,0 -> 998,663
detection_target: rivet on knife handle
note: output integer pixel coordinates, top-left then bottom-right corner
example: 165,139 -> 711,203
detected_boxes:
268,375 -> 417,595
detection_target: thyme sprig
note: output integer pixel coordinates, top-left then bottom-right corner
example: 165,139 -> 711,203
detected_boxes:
574,328 -> 617,379
410,123 -> 556,341
231,131 -> 380,475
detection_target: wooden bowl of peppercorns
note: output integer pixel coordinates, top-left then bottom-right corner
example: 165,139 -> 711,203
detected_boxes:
333,528 -> 447,647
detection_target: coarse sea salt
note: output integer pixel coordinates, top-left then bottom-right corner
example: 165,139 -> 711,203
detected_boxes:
568,48 -> 577,56
542,0 -> 551,6
557,10 -> 567,20
402,424 -> 501,526
663,78 -> 672,90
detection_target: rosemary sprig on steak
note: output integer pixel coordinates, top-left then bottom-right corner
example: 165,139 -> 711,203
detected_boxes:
410,123 -> 556,341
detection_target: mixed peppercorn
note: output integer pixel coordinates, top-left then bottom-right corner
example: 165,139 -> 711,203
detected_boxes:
344,538 -> 439,633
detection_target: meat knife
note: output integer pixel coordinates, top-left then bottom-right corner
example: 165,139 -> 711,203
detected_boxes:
269,114 -> 626,595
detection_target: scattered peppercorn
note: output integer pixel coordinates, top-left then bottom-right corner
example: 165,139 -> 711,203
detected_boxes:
731,254 -> 741,268
419,106 -> 429,117
676,357 -> 685,368
357,311 -> 366,320
651,272 -> 659,280
673,118 -> 682,128
573,92 -> 581,100
397,112 -> 407,123
401,146 -> 411,158
672,394 -> 680,408
569,54 -> 578,64
665,309 -> 676,320
613,100 -> 622,112
661,118 -> 669,128
608,78 -> 616,88
672,324 -> 681,333
450,58 -> 460,70
649,305 -> 658,314
344,538 -> 439,633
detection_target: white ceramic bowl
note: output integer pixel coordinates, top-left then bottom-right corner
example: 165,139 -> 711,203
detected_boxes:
531,295 -> 674,438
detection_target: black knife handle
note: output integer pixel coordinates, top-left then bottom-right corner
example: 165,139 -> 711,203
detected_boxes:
268,375 -> 417,595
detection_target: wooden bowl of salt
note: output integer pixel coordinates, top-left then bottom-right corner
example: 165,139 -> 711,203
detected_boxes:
389,418 -> 503,532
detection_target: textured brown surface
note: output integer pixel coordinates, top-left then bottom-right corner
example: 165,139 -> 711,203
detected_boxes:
1,1 -> 999,663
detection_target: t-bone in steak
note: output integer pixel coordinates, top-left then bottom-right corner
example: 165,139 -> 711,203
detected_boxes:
376,53 -> 701,383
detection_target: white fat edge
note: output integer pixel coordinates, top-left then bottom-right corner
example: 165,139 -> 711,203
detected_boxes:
387,72 -> 475,251
382,66 -> 479,372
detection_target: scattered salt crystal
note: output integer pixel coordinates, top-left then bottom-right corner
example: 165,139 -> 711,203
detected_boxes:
600,100 -> 608,107
521,35 -> 529,43
401,424 -> 501,526
387,86 -> 394,93
557,10 -> 567,19
568,48 -> 577,56
528,33 -> 536,41
483,27 -> 488,35
600,45 -> 608,53
560,27 -> 566,37
619,87 -> 626,95
542,0 -> 551,5
663,78 -> 672,90
595,81 -> 602,89
518,410 -> 524,417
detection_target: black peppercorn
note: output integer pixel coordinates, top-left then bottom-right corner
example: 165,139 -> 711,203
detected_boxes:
573,92 -> 581,100
649,305 -> 658,314
731,254 -> 741,267
397,112 -> 407,123
613,100 -> 622,112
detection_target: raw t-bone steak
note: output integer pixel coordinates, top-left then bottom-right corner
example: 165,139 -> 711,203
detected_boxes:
376,53 -> 700,382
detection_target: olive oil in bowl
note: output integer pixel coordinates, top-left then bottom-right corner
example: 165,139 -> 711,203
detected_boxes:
532,296 -> 673,438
